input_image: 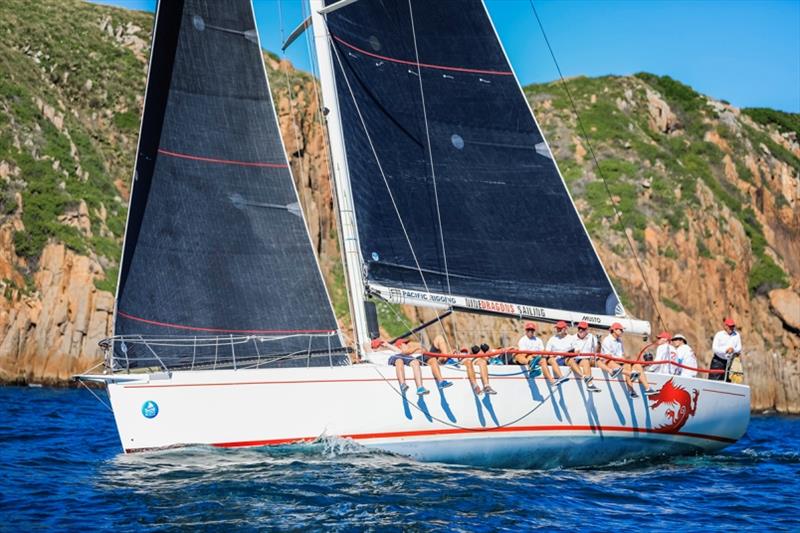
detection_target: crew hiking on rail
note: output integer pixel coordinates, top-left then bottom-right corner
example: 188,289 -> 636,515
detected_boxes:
372,315 -> 742,396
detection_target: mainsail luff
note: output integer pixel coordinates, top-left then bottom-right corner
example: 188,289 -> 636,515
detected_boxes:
310,0 -> 372,354
114,0 -> 347,369
317,0 -> 646,333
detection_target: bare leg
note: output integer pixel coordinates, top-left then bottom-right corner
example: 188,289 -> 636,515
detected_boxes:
634,363 -> 651,389
394,359 -> 406,385
580,359 -> 592,377
465,359 -> 478,388
597,359 -> 620,374
476,358 -> 490,388
548,357 -> 564,379
427,357 -> 444,382
409,359 -> 423,389
622,363 -> 634,391
539,358 -> 554,383
567,358 -> 584,379
514,354 -> 530,365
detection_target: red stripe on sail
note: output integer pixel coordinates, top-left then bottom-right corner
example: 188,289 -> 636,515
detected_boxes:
116,310 -> 335,334
157,148 -> 288,168
332,34 -> 514,76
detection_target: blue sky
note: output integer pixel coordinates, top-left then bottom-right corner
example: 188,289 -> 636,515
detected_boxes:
91,0 -> 800,112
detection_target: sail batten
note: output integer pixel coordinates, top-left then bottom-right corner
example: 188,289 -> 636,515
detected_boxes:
115,0 -> 346,369
322,0 -> 638,328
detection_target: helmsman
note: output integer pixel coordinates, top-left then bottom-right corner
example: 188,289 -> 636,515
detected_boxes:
710,317 -> 742,381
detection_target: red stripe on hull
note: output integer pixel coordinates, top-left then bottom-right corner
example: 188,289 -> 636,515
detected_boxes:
207,425 -> 735,450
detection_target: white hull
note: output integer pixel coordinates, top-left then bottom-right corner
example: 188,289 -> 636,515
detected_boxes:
100,361 -> 750,468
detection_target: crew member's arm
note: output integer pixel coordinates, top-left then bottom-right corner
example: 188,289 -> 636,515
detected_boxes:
732,334 -> 742,355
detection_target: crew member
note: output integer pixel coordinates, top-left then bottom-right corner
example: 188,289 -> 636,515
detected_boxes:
652,331 -> 676,374
670,334 -> 697,378
464,345 -> 496,395
599,323 -> 658,397
710,317 -> 742,381
374,338 -> 427,396
418,335 -> 454,390
543,321 -> 572,387
514,322 -> 547,378
597,323 -> 625,379
567,321 -> 601,392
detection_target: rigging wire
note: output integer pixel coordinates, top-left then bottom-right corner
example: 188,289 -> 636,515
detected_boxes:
322,20 -> 451,343
77,380 -> 114,413
406,0 -> 460,351
527,0 -> 668,333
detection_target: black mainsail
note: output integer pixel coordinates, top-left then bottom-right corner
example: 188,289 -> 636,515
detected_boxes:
114,0 -> 346,369
319,0 -> 641,330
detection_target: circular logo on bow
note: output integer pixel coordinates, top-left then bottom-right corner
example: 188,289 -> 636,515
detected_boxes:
141,400 -> 159,419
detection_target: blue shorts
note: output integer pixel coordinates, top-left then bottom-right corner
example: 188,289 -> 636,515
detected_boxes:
388,354 -> 417,366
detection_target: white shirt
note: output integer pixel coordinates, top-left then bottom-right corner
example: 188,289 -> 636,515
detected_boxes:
569,333 -> 598,354
518,334 -> 544,352
601,334 -> 624,357
653,343 -> 676,374
712,330 -> 742,360
674,344 -> 697,378
546,334 -> 573,353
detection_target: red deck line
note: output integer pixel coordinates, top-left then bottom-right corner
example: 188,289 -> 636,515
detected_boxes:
116,310 -> 335,335
332,34 -> 513,76
209,425 -> 736,449
157,148 -> 288,168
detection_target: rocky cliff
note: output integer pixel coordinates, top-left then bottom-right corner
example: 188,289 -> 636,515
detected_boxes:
0,0 -> 797,412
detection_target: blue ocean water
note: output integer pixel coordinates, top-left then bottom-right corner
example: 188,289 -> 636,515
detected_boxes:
1,387 -> 798,531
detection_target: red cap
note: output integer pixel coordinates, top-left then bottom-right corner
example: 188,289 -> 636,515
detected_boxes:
723,317 -> 736,327
657,331 -> 672,339
394,338 -> 408,346
524,322 -> 537,330
460,346 -> 469,353
555,320 -> 568,329
370,338 -> 384,349
577,321 -> 589,329
610,322 -> 624,331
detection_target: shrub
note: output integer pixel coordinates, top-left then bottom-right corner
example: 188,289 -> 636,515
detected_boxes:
748,255 -> 788,296
661,297 -> 685,312
742,107 -> 800,137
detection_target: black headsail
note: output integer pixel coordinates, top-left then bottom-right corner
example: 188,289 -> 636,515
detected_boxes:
114,0 -> 346,369
322,0 -> 637,328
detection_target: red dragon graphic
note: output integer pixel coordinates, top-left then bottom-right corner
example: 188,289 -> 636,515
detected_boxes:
649,378 -> 699,432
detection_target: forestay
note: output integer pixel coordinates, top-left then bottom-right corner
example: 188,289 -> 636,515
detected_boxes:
114,0 -> 346,369
322,0 -> 636,328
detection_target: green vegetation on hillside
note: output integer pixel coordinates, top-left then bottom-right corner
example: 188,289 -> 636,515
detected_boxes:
0,0 -> 793,315
0,0 -> 151,277
743,107 -> 800,138
525,72 -> 793,300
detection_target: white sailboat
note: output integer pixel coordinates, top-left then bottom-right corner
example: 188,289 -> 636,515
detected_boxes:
77,0 -> 750,468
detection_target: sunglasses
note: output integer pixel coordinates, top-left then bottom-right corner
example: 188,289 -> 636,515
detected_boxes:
578,327 -> 588,331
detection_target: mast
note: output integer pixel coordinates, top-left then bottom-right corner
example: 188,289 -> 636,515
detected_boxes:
309,0 -> 372,356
